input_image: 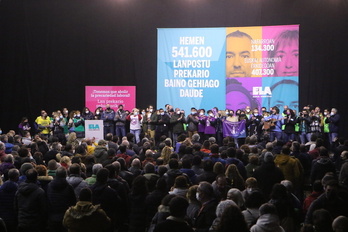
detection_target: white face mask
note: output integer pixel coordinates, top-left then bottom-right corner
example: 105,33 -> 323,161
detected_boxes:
134,112 -> 138,116
199,112 -> 204,116
246,109 -> 250,113
324,112 -> 328,116
209,113 -> 213,117
85,111 -> 89,114
331,112 -> 334,116
149,109 -> 153,113
177,111 -> 181,115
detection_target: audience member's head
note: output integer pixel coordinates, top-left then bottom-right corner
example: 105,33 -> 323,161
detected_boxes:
332,216 -> 348,232
79,188 -> 92,202
169,196 -> 189,218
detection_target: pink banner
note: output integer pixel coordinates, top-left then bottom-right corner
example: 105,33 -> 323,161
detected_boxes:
85,86 -> 136,111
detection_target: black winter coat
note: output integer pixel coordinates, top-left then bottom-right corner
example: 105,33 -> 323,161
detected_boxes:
14,182 -> 47,229
0,180 -> 18,225
253,162 -> 284,199
90,182 -> 122,228
47,177 -> 76,223
128,193 -> 148,232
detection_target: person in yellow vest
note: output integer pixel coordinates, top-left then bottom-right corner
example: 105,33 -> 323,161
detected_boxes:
35,110 -> 52,137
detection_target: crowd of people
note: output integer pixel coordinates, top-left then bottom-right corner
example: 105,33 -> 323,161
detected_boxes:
18,103 -> 340,148
0,103 -> 346,232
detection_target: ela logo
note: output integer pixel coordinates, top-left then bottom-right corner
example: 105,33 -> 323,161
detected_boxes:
253,87 -> 272,97
88,124 -> 100,131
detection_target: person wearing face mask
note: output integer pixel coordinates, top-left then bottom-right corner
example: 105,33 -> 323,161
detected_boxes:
186,107 -> 199,139
70,110 -> 85,138
62,108 -> 70,135
18,117 -> 31,137
197,109 -> 206,143
203,110 -> 217,141
245,106 -> 252,120
170,108 -> 186,145
214,108 -> 225,146
52,112 -> 66,143
81,107 -> 94,120
297,109 -> 311,145
247,109 -> 263,138
308,109 -> 322,142
114,105 -> 127,141
154,108 -> 170,144
226,110 -> 239,123
126,108 -> 142,144
144,105 -> 156,139
282,109 -> 296,142
194,182 -> 218,232
93,107 -> 102,120
35,110 -> 52,137
101,104 -> 116,138
325,108 -> 340,147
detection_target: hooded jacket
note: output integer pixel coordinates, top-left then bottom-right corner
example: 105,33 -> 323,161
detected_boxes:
66,175 -> 89,198
47,177 -> 76,222
253,162 -> 284,199
63,201 -> 111,232
250,214 -> 285,232
90,182 -> 122,226
310,156 -> 336,184
274,154 -> 301,185
15,182 -> 46,229
93,146 -> 108,164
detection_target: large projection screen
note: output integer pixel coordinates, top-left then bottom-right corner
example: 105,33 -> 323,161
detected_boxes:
157,25 -> 299,113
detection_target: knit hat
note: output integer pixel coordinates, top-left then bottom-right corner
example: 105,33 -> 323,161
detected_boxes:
264,152 -> 274,163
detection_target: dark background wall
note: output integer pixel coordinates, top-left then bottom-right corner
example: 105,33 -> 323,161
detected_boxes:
0,0 -> 347,136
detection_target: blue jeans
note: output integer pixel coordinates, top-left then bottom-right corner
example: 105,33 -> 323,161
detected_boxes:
299,132 -> 310,144
329,132 -> 338,144
130,129 -> 141,144
270,131 -> 283,142
115,125 -> 126,138
283,133 -> 295,142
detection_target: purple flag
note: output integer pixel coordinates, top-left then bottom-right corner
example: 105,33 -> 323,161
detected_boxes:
222,120 -> 246,138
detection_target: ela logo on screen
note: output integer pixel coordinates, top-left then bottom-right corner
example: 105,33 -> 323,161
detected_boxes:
88,124 -> 100,131
253,87 -> 272,97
